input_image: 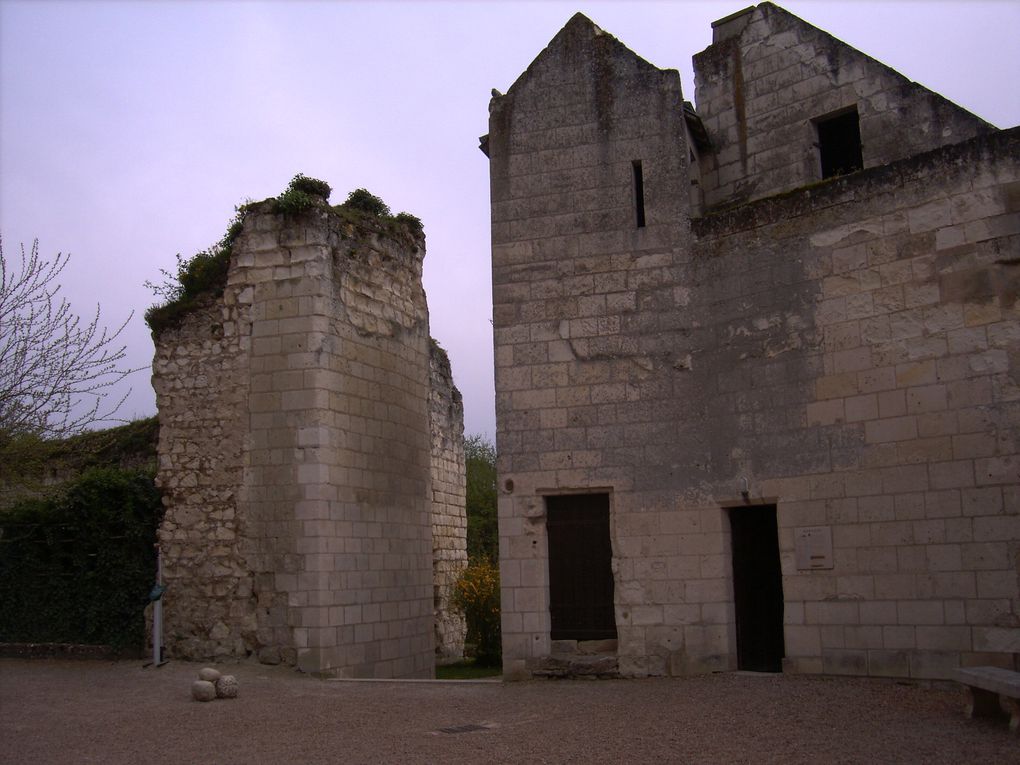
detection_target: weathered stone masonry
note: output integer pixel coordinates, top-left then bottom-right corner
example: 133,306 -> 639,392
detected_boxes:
153,195 -> 466,677
429,342 -> 468,659
486,4 -> 1019,680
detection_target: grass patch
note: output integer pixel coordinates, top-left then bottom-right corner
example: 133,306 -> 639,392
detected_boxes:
435,660 -> 501,680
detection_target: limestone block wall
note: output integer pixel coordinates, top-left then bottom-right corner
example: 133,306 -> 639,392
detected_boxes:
154,196 -> 465,677
692,3 -> 994,211
688,129 -> 1020,679
487,13 -> 695,678
429,342 -> 467,658
487,8 -> 1019,681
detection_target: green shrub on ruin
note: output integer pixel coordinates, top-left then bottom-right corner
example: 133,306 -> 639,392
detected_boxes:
274,173 -> 332,216
145,174 -> 425,334
287,173 -> 332,199
144,204 -> 249,334
342,188 -> 391,217
394,211 -> 424,238
336,189 -> 425,244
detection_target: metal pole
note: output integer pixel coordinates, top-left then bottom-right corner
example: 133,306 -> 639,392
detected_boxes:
145,544 -> 167,668
153,544 -> 163,665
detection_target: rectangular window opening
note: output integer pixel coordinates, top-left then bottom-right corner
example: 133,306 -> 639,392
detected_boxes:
632,160 -> 646,228
816,107 -> 863,179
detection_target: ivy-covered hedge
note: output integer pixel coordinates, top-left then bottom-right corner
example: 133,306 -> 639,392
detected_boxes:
0,467 -> 162,650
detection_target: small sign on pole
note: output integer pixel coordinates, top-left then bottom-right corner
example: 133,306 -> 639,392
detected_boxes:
144,543 -> 168,668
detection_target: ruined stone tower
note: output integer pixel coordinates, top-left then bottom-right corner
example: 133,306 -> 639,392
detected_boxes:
485,4 -> 1019,680
152,188 -> 466,677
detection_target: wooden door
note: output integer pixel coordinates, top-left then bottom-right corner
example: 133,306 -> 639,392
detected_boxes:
546,494 -> 616,641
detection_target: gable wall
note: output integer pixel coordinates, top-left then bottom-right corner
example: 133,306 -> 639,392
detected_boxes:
693,3 -> 994,211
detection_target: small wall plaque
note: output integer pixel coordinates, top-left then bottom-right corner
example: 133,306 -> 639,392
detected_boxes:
794,526 -> 833,570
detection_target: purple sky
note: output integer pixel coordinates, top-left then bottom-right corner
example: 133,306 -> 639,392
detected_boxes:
2,0 -> 1018,440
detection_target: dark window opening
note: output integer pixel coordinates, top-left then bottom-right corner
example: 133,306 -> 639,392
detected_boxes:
816,109 -> 863,179
546,493 -> 616,641
632,160 -> 646,228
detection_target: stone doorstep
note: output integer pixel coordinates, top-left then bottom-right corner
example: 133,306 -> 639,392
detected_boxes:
549,638 -> 619,655
534,652 -> 620,679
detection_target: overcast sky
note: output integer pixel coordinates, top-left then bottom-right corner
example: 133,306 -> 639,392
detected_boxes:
2,0 -> 1018,441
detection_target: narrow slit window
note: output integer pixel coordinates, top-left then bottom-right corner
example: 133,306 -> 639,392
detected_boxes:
816,108 -> 863,179
632,160 -> 646,228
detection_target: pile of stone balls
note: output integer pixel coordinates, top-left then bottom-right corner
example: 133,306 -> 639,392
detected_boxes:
191,667 -> 239,702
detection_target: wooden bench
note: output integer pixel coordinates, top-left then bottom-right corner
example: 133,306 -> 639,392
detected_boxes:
957,666 -> 1020,733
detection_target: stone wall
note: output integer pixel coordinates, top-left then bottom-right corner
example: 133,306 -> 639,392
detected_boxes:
487,12 -> 694,678
153,194 -> 466,676
153,289 -> 255,659
486,8 -> 1019,680
429,342 -> 467,658
688,129 -> 1020,679
692,3 -> 994,212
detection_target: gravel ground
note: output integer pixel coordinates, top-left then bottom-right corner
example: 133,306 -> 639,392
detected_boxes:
1,658 -> 1017,764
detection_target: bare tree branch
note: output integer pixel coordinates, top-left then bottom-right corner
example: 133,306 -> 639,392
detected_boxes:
0,238 -> 141,441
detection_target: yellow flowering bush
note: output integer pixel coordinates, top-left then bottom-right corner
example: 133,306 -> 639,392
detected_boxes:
452,558 -> 501,666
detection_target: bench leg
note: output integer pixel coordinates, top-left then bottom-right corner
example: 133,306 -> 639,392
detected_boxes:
964,686 -> 1003,719
1004,697 -> 1020,734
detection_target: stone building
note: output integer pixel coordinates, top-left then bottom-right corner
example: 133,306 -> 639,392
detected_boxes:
152,191 -> 466,677
484,3 -> 1019,679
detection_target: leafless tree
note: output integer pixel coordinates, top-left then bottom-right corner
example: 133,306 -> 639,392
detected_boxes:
0,238 -> 138,441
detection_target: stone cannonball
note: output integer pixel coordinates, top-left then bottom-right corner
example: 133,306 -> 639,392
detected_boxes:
198,667 -> 221,682
191,680 -> 216,702
215,675 -> 239,699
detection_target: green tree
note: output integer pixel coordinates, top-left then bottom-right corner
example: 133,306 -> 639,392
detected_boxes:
465,434 -> 497,562
452,558 -> 501,666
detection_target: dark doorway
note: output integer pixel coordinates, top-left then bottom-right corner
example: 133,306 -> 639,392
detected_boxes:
729,504 -> 784,672
546,493 -> 616,641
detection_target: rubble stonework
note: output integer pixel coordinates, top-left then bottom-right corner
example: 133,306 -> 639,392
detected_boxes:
485,4 -> 1019,680
153,290 -> 254,660
429,343 -> 468,658
153,195 -> 466,676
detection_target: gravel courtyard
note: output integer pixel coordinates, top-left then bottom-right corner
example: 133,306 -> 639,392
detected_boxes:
1,658 -> 1017,764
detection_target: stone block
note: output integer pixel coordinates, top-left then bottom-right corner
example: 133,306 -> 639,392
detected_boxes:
915,625 -> 971,651
822,649 -> 867,675
909,650 -> 960,679
845,625 -> 883,649
972,627 -> 1020,653
868,650 -> 910,677
883,625 -> 916,650
897,601 -> 943,626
